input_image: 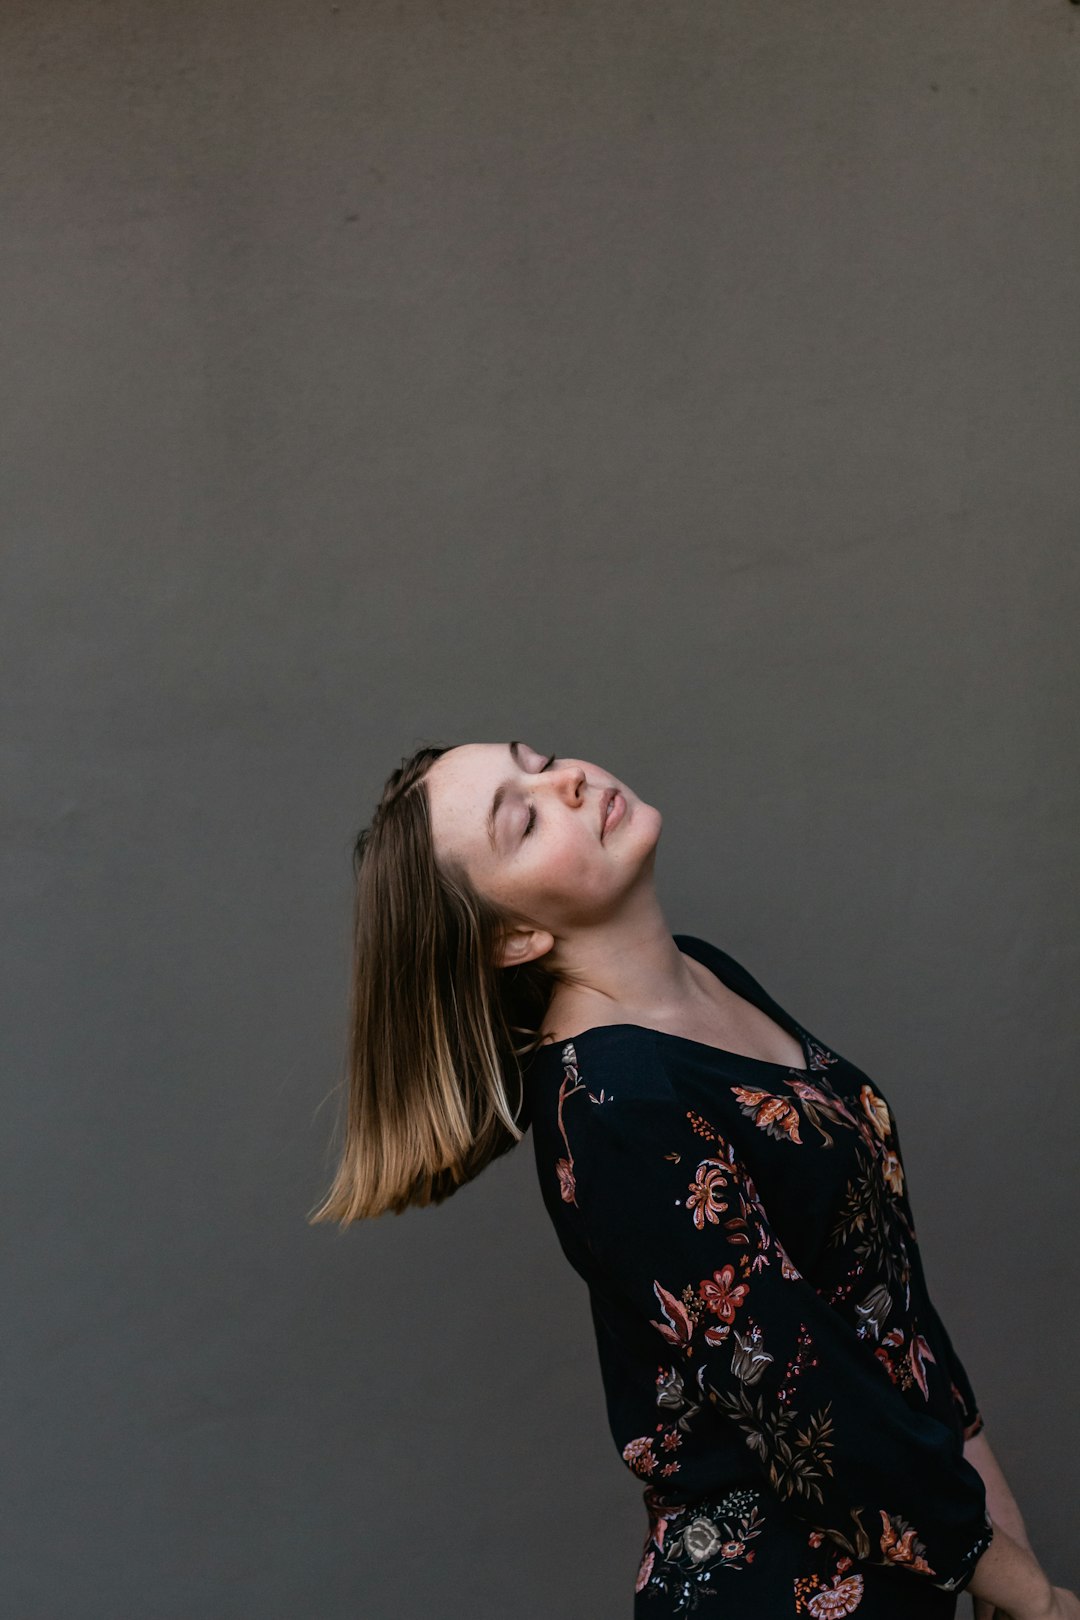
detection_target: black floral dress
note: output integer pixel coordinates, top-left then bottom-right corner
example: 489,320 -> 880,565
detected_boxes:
521,934 -> 992,1618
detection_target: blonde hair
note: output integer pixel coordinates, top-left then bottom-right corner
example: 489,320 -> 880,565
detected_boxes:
309,743 -> 557,1226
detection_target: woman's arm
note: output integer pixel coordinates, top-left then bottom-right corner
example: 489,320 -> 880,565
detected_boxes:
964,1429 -> 1032,1552
965,1429 -> 1033,1619
966,1522 -> 1079,1620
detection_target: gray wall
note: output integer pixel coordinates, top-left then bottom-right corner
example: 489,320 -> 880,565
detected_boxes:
3,2 -> 1077,1615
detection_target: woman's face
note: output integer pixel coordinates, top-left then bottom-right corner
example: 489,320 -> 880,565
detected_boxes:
425,740 -> 662,936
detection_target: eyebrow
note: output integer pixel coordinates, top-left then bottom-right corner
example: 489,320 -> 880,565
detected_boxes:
486,740 -> 526,853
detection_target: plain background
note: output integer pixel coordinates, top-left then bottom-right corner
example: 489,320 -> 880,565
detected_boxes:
3,2 -> 1078,1615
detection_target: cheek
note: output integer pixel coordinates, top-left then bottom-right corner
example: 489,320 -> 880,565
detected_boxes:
532,832 -> 613,900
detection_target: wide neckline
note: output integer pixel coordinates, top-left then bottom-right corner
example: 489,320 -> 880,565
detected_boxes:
528,933 -> 814,1076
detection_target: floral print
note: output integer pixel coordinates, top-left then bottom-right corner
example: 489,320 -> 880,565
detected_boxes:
524,935 -> 993,1615
636,1486 -> 766,1612
797,1534 -> 868,1615
796,1557 -> 866,1617
879,1512 -> 935,1574
732,1084 -> 803,1143
860,1084 -> 892,1141
685,1161 -> 730,1228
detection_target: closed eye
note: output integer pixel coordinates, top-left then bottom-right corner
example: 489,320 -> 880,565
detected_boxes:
523,753 -> 556,836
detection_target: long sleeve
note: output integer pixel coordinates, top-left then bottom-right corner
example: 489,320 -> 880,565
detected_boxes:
917,1288 -> 985,1441
563,1079 -> 993,1594
886,1104 -> 986,1445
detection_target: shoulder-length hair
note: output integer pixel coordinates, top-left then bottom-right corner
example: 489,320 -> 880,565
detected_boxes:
309,743 -> 558,1226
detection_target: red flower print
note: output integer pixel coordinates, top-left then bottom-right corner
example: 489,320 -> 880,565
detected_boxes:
555,1156 -> 576,1203
732,1085 -> 803,1144
874,1345 -> 901,1385
879,1511 -> 936,1575
635,1548 -> 654,1592
700,1263 -> 750,1323
907,1333 -> 936,1400
686,1160 -> 730,1228
650,1280 -> 695,1352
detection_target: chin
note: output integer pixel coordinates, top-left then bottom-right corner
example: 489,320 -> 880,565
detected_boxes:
626,800 -> 663,848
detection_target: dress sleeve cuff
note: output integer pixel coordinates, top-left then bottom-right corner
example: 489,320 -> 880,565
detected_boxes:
932,1513 -> 994,1593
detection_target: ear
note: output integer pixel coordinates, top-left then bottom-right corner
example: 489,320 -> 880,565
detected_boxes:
496,927 -> 555,971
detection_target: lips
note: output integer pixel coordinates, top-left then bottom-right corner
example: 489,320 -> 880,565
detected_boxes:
600,787 -> 622,838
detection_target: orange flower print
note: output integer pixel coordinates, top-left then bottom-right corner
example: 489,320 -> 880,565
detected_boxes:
685,1160 -> 730,1228
555,1156 -> 576,1203
731,1085 -> 803,1144
635,1548 -> 655,1593
881,1150 -> 904,1195
700,1263 -> 750,1324
879,1511 -> 936,1575
622,1435 -> 658,1476
796,1568 -> 865,1616
860,1084 -> 891,1140
807,1573 -> 864,1616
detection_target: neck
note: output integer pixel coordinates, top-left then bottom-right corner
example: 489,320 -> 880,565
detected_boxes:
541,887 -> 703,1025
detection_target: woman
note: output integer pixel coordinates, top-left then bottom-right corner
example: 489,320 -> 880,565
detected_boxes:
312,740 -> 1076,1619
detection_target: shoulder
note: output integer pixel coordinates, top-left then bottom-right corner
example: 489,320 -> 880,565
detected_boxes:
524,1029 -> 686,1146
537,1026 -> 679,1107
540,1033 -> 704,1177
545,1044 -> 732,1249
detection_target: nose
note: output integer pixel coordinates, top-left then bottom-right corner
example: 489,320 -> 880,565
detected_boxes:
549,763 -> 587,803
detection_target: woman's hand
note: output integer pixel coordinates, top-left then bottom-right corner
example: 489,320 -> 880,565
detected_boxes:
982,1584 -> 1080,1620
1043,1590 -> 1080,1620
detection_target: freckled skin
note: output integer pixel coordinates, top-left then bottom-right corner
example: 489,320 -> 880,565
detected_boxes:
424,741 -> 665,969
424,741 -> 785,1061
